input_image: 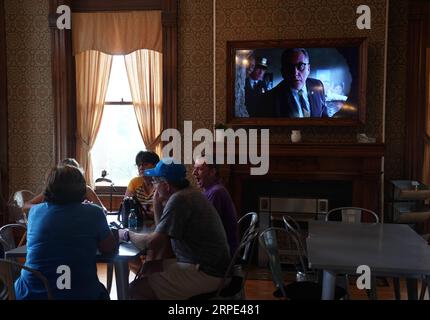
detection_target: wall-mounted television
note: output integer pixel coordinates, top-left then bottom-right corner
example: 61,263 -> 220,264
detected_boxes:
226,38 -> 368,127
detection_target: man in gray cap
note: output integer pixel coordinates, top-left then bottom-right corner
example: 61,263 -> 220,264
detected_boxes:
245,56 -> 270,117
119,158 -> 231,300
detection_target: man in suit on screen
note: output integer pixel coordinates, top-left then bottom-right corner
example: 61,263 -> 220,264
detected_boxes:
271,48 -> 328,118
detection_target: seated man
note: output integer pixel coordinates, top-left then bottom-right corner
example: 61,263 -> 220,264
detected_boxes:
119,158 -> 231,300
193,156 -> 239,256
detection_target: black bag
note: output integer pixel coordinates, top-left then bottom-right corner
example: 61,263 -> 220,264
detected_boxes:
117,196 -> 146,228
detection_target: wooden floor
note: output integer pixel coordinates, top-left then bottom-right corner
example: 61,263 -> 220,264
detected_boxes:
96,263 -> 428,300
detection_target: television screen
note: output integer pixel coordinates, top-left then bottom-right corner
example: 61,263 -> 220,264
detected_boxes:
227,38 -> 368,126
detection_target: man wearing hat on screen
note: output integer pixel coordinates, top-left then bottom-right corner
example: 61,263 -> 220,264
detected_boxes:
245,56 -> 270,117
119,158 -> 231,300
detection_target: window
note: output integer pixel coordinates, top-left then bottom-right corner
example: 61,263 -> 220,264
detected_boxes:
50,1 -> 177,179
91,56 -> 145,186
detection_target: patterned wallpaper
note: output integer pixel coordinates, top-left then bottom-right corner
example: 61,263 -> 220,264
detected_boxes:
179,0 -> 387,144
2,0 -> 405,194
384,0 -> 407,181
5,0 -> 54,194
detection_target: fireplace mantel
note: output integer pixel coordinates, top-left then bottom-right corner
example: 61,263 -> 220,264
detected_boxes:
221,143 -> 385,221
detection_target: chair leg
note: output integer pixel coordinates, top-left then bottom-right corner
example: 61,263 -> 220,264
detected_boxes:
393,277 -> 401,300
365,276 -> 377,300
344,275 -> 351,300
106,263 -> 114,294
419,281 -> 427,300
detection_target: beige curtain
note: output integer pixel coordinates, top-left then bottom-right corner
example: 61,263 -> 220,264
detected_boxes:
423,49 -> 430,185
75,50 -> 113,185
125,50 -> 163,156
72,11 -> 162,55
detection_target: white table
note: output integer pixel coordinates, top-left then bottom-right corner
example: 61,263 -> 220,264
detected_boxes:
307,221 -> 430,300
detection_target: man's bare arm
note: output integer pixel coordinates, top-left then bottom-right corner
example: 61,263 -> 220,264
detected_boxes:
129,231 -> 169,253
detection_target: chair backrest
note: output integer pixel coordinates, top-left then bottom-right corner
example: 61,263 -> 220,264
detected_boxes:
259,227 -> 310,297
7,190 -> 35,224
282,215 -> 306,254
237,212 -> 258,262
0,224 -> 27,252
0,259 -> 53,300
216,228 -> 259,297
325,207 -> 379,224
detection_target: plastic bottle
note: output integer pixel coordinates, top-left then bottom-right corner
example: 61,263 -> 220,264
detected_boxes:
128,208 -> 137,231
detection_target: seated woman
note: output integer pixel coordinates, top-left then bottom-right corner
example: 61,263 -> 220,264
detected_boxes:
24,158 -> 105,212
14,165 -> 117,300
125,151 -> 160,218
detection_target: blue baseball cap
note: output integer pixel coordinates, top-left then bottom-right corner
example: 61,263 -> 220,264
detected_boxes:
143,158 -> 186,182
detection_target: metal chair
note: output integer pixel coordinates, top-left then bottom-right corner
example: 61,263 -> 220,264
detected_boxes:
282,215 -> 317,282
282,215 -> 306,255
7,190 -> 35,224
237,212 -> 258,263
0,259 -> 53,300
259,227 -> 347,300
325,207 -> 379,223
0,224 -> 27,252
189,228 -> 259,300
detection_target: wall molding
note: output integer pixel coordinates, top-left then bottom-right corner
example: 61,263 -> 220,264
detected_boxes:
0,0 -> 8,224
405,0 -> 429,180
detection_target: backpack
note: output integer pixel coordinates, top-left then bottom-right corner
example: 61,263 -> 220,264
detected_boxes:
117,196 -> 146,228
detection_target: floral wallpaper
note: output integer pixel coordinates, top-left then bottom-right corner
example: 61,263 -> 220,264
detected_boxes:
3,0 -> 405,195
5,0 -> 54,194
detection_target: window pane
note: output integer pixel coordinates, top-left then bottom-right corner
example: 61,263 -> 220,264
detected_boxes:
105,55 -> 132,102
91,105 -> 145,186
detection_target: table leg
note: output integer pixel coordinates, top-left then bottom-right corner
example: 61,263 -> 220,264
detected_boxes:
321,270 -> 336,300
114,260 -> 130,300
406,278 -> 418,300
425,275 -> 430,300
368,275 -> 378,300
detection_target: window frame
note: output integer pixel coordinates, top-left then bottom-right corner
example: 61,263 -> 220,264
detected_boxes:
48,0 -> 178,163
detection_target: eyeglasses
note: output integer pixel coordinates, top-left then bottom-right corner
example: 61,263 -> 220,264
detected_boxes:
136,162 -> 148,167
285,62 -> 309,72
151,178 -> 166,185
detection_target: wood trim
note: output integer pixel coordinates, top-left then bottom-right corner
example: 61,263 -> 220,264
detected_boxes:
162,0 -> 178,131
0,0 -> 8,224
405,0 -> 429,180
50,0 -> 75,163
71,0 -> 163,12
49,0 -> 178,163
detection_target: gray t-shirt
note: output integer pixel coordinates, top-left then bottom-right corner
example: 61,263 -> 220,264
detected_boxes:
155,187 -> 231,277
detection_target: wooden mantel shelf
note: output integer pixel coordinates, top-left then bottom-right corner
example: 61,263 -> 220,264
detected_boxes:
223,142 -> 385,219
260,143 -> 384,158
215,142 -> 384,158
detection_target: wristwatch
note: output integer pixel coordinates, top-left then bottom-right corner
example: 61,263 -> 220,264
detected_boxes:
118,228 -> 130,242
124,230 -> 130,242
